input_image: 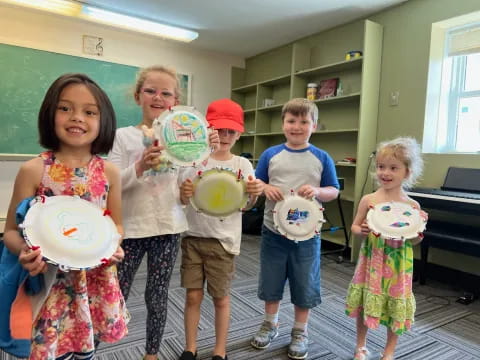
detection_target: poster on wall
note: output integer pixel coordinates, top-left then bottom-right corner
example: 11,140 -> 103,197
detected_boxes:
179,73 -> 192,106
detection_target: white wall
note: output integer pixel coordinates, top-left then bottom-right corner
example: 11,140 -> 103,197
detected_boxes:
0,4 -> 244,228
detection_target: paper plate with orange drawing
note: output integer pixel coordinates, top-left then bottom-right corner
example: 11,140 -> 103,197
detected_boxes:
153,106 -> 210,167
19,195 -> 120,271
366,201 -> 426,241
190,167 -> 249,218
273,191 -> 325,242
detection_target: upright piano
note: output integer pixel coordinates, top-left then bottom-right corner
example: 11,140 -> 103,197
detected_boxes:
406,167 -> 480,285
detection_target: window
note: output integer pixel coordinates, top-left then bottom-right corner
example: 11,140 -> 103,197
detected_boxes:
423,15 -> 480,154
443,52 -> 480,152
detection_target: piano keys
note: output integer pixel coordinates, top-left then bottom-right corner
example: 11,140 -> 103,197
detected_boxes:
407,189 -> 480,213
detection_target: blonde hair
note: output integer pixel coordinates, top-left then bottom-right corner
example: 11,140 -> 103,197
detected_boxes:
281,98 -> 318,125
375,137 -> 424,189
133,65 -> 182,100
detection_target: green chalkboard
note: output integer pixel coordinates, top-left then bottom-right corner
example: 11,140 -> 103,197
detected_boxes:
0,43 -> 141,154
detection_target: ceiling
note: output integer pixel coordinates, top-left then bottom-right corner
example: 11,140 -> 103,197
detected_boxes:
79,0 -> 407,58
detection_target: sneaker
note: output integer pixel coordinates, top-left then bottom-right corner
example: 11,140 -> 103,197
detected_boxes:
250,321 -> 279,349
179,350 -> 197,360
212,355 -> 228,360
287,328 -> 308,359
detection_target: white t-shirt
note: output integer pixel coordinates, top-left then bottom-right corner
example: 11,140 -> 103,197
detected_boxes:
107,126 -> 188,239
182,155 -> 254,255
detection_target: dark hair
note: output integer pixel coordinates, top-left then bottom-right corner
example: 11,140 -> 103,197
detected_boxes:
38,73 -> 116,154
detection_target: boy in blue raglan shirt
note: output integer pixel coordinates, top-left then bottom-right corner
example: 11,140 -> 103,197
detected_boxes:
251,98 -> 339,359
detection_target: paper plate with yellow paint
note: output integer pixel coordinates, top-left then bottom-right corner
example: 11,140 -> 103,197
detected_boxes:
190,168 -> 249,217
19,195 -> 120,271
153,106 -> 210,167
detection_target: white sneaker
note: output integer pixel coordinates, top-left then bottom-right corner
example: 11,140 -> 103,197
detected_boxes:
250,321 -> 279,349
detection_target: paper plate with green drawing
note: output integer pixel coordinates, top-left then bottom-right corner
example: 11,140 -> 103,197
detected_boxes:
366,201 -> 426,241
153,106 -> 210,167
273,192 -> 325,242
19,195 -> 120,271
190,167 -> 249,218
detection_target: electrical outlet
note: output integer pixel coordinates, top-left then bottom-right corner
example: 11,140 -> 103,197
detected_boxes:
389,91 -> 400,106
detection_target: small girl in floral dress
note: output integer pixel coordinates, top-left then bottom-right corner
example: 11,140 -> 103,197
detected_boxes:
3,73 -> 129,360
345,137 -> 426,360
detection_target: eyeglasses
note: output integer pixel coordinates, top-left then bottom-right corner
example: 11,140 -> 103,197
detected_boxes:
141,88 -> 175,100
217,129 -> 237,136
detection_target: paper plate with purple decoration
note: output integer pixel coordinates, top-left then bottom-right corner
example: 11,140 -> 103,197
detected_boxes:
153,106 -> 210,167
19,195 -> 120,271
366,201 -> 426,241
273,191 -> 325,242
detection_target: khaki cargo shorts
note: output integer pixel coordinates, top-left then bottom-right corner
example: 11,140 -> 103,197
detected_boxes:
180,236 -> 235,298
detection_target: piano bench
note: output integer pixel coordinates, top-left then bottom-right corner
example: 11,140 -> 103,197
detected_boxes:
418,221 -> 480,285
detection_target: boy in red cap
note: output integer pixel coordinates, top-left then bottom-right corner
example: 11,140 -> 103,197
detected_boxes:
178,99 -> 264,360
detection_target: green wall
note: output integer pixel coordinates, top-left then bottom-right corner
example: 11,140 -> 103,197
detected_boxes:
370,0 -> 480,188
242,0 -> 480,274
371,0 -> 480,275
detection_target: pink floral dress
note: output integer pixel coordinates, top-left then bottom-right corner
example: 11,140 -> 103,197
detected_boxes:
29,151 -> 129,360
345,231 -> 415,335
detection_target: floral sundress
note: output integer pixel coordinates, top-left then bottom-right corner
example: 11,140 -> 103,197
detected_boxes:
29,151 -> 129,360
345,231 -> 415,335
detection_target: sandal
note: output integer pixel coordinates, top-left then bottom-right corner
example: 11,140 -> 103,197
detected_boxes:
380,354 -> 394,360
353,346 -> 370,360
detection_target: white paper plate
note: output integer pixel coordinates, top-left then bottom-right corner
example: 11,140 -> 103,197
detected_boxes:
190,168 -> 248,217
153,106 -> 210,167
273,193 -> 324,241
21,195 -> 120,271
366,201 -> 426,241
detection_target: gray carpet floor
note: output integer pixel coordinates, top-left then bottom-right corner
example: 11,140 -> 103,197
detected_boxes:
2,234 -> 480,359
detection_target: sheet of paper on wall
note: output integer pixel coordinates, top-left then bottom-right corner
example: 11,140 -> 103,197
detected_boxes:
83,35 -> 104,56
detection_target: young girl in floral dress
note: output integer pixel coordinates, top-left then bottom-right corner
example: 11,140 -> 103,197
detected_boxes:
3,73 -> 129,360
345,137 -> 426,360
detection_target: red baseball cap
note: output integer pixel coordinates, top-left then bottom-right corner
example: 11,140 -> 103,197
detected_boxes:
206,98 -> 244,133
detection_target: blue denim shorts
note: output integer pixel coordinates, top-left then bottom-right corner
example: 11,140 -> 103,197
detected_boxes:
258,225 -> 321,308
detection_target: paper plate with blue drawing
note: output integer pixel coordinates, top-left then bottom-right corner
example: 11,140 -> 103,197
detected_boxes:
190,168 -> 249,218
366,201 -> 426,241
273,193 -> 325,241
19,195 -> 120,271
153,106 -> 210,167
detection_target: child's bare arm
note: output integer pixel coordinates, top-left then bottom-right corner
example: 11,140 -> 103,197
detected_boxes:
244,175 -> 264,210
3,159 -> 42,254
180,179 -> 194,205
297,184 -> 339,202
409,199 -> 428,245
263,182 -> 284,202
105,161 -> 125,264
4,158 -> 47,276
208,129 -> 220,152
351,195 -> 372,237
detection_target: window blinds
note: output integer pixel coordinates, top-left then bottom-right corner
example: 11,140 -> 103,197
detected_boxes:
448,25 -> 480,56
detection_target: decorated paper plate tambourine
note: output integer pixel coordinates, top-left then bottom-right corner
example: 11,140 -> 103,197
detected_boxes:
190,167 -> 249,218
273,190 -> 325,242
366,201 -> 426,241
153,106 -> 211,167
19,195 -> 120,271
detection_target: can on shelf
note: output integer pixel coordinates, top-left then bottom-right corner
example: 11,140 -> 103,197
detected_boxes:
306,83 -> 318,100
345,50 -> 362,61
